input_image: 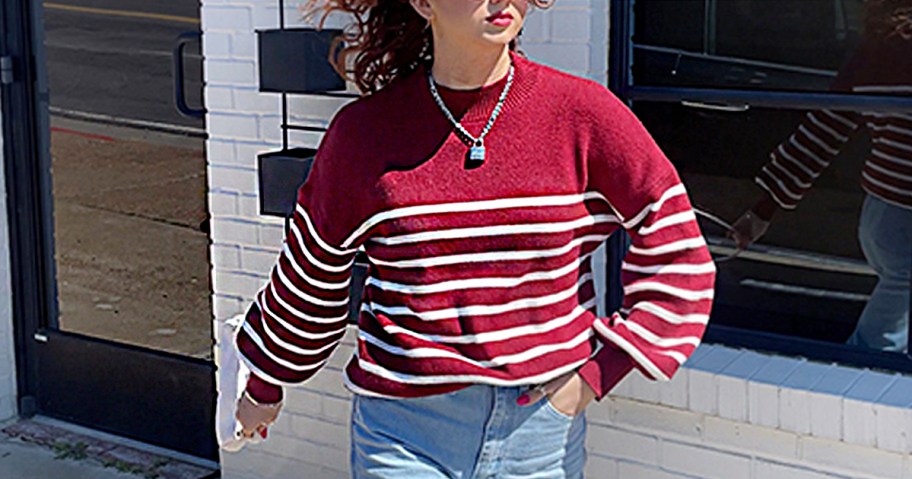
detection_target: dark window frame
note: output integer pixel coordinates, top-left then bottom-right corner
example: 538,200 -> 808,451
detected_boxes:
609,0 -> 912,373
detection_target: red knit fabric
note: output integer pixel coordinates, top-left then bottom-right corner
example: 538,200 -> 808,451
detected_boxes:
239,50 -> 716,404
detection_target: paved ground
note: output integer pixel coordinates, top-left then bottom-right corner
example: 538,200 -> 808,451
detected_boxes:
0,417 -> 217,478
50,115 -> 212,359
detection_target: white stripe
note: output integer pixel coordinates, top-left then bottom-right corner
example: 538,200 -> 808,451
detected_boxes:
867,161 -> 912,182
807,112 -> 848,142
371,214 -> 618,246
355,355 -> 589,386
365,253 -> 590,295
760,166 -> 804,201
623,302 -> 710,325
853,85 -> 912,93
268,281 -> 349,325
256,306 -> 341,356
798,125 -> 839,156
872,148 -> 912,168
822,109 -> 860,130
617,316 -> 702,348
364,273 -> 593,321
776,145 -> 820,178
622,261 -> 716,276
789,135 -> 829,167
639,211 -> 696,235
368,234 -> 609,269
347,191 -> 610,247
280,244 -> 351,290
258,292 -> 348,340
289,220 -> 356,274
862,171 -> 912,196
627,237 -> 706,256
341,371 -> 399,399
591,320 -> 669,381
622,184 -> 688,230
296,204 -> 360,255
375,298 -> 597,345
359,328 -> 593,369
873,137 -> 912,154
275,262 -> 349,308
869,123 -> 912,138
754,176 -> 797,210
623,281 -> 715,301
769,157 -> 812,188
865,112 -> 912,122
236,349 -> 303,388
240,321 -> 329,372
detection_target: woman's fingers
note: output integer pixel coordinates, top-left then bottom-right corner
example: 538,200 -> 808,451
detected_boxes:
516,373 -> 570,406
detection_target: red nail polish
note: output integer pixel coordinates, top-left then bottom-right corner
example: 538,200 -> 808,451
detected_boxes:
260,428 -> 268,439
516,395 -> 530,406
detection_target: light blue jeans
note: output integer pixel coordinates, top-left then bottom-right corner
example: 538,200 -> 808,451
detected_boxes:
350,385 -> 587,478
846,194 -> 912,353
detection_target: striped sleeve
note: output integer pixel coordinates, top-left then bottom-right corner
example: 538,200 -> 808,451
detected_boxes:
236,109 -> 370,403
576,87 -> 716,398
756,109 -> 862,209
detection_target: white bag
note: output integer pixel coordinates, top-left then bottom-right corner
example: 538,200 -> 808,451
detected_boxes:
214,314 -> 265,452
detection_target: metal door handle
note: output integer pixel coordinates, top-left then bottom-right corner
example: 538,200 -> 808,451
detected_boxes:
173,31 -> 206,119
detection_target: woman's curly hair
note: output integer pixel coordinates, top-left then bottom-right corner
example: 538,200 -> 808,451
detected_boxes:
864,0 -> 912,40
299,0 -> 555,95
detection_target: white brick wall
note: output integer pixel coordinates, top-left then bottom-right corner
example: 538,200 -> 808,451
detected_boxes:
205,1 -> 912,477
0,94 -> 19,421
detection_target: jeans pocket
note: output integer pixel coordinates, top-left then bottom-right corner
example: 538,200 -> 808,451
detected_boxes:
543,396 -> 576,422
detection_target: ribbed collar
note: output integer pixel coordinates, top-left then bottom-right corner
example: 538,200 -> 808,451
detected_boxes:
417,49 -> 539,124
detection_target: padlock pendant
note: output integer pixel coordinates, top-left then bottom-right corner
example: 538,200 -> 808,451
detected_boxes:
468,143 -> 486,164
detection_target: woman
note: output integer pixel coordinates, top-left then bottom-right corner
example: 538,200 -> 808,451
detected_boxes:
235,0 -> 716,476
732,0 -> 911,353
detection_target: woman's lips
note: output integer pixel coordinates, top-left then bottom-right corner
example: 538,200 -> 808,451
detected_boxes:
487,12 -> 513,26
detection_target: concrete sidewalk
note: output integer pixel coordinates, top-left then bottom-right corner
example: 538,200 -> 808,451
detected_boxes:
0,417 -> 218,479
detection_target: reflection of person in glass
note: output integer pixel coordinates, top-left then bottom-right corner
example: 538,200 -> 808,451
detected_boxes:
733,0 -> 912,353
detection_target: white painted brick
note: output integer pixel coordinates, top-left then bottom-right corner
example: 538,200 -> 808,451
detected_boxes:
232,33 -> 256,59
211,243 -> 241,269
213,270 -> 265,298
807,391 -> 842,441
201,5 -> 252,32
205,60 -> 257,86
209,191 -> 238,217
206,139 -> 236,165
716,375 -> 747,422
656,366 -> 688,410
587,424 -> 659,464
618,462 -> 694,479
252,5 -> 281,29
748,381 -> 780,429
583,454 -> 618,479
208,113 -> 259,140
240,246 -> 280,274
611,398 -> 703,441
258,114 -> 283,143
687,369 -> 717,415
258,223 -> 286,247
550,9 -> 591,42
703,415 -> 799,460
520,10 -> 548,41
327,343 -> 355,370
204,86 -> 234,111
625,369 -> 660,403
873,404 -> 909,454
209,165 -> 258,192
526,43 -> 590,73
211,218 -> 259,245
237,194 -> 261,218
284,388 -> 323,416
754,460 -> 843,479
843,398 -> 878,447
233,88 -> 281,114
291,416 -> 348,449
287,95 -> 349,122
779,388 -> 812,435
799,435 -> 905,479
321,395 -> 353,424
202,31 -> 232,58
213,294 -> 245,321
235,142 -> 273,168
660,441 -> 751,479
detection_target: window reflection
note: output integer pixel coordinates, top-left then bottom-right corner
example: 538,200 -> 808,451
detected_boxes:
633,0 -> 912,93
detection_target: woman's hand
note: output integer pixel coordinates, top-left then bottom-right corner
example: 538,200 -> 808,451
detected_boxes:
236,391 -> 282,439
731,194 -> 779,250
517,372 -> 597,417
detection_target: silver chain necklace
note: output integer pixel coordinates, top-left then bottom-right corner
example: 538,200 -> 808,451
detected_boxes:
427,61 -> 515,165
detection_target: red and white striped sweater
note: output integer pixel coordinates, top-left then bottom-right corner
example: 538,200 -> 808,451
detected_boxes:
757,37 -> 912,210
236,50 -> 716,403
